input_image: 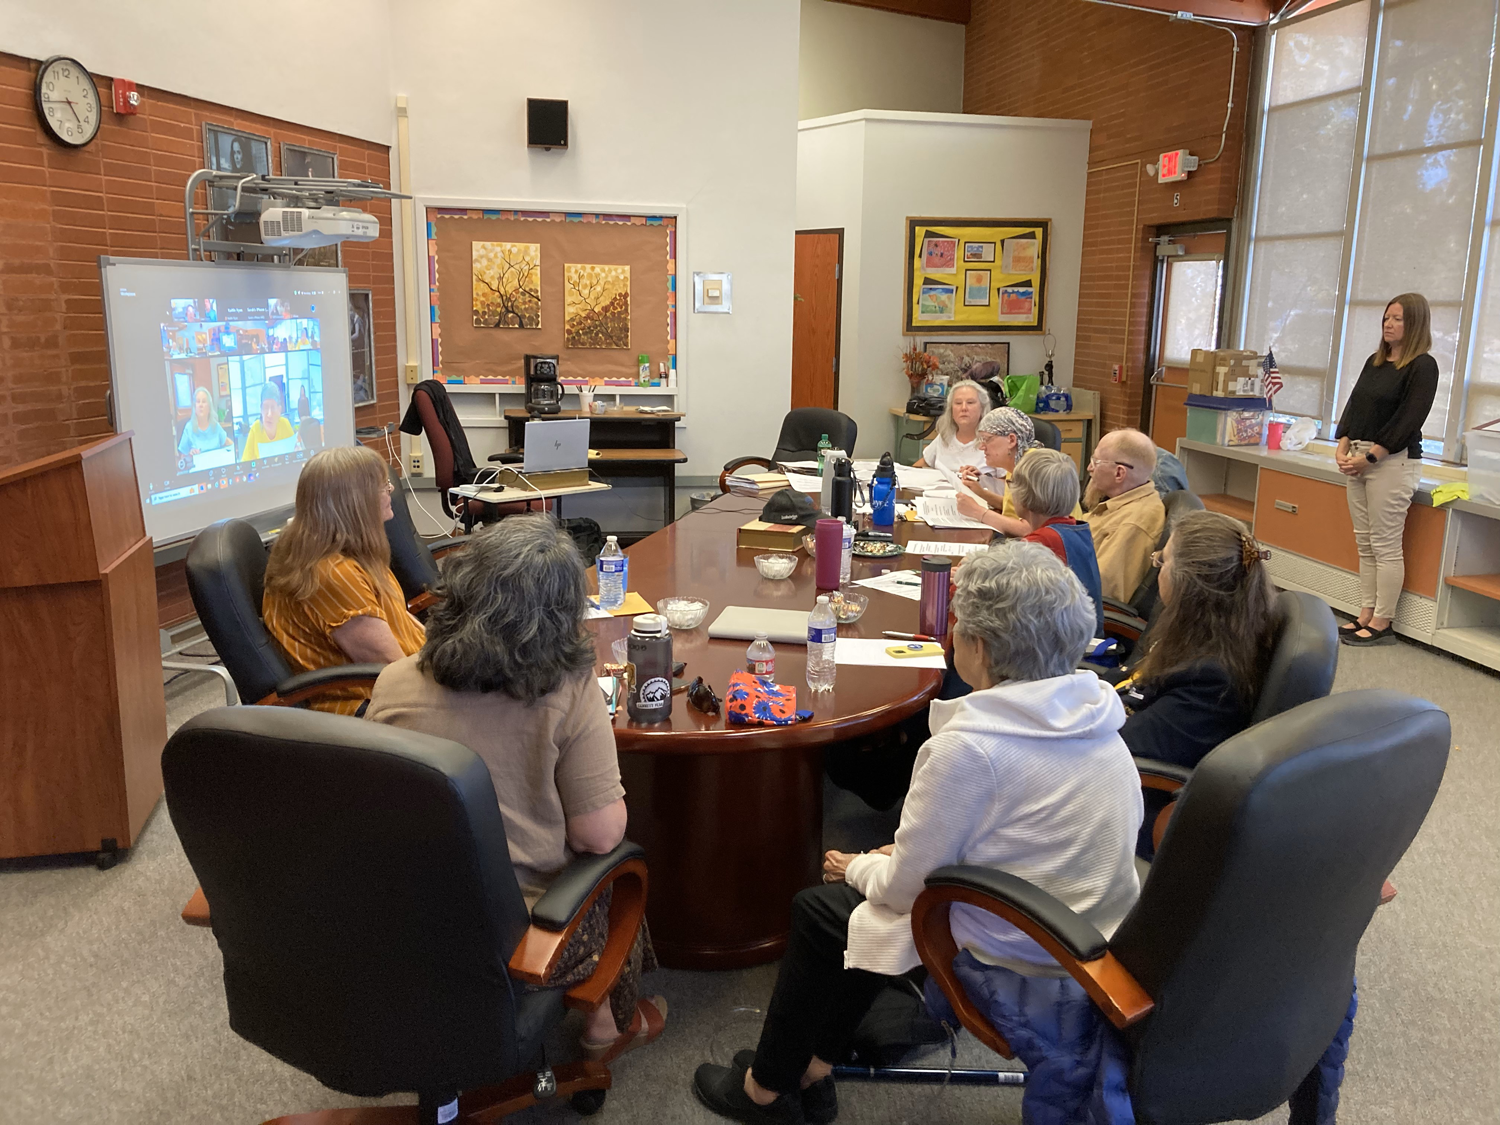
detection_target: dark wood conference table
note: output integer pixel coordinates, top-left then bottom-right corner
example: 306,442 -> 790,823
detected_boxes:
587,493 -> 989,969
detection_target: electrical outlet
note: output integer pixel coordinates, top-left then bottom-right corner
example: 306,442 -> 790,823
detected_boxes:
410,452 -> 424,474
1111,364 -> 1123,384
404,361 -> 421,385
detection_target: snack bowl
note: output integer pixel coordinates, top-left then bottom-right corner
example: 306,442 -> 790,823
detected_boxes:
803,533 -> 817,556
656,595 -> 710,630
827,588 -> 868,624
754,553 -> 799,580
610,637 -> 630,666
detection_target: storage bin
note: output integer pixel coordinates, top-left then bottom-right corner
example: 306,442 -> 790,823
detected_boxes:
1186,405 -> 1267,447
1467,421 -> 1500,505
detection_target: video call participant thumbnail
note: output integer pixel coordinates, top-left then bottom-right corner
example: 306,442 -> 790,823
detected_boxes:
177,386 -> 231,457
242,383 -> 295,460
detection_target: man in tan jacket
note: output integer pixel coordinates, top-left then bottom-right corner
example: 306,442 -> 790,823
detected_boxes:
1084,428 -> 1166,604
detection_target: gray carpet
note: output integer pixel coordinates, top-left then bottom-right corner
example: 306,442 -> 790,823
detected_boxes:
2,637 -> 1496,1124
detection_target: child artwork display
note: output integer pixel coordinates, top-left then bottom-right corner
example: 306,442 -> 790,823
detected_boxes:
904,217 -> 1050,334
565,263 -> 631,348
472,241 -> 542,328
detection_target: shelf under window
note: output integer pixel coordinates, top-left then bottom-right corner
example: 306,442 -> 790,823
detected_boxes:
1199,493 -> 1256,524
1444,573 -> 1500,601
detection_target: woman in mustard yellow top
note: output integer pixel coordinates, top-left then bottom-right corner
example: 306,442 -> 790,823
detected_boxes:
262,446 -> 425,714
242,383 -> 296,460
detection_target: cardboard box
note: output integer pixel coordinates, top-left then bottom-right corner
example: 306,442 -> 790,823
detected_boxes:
1188,349 -> 1262,398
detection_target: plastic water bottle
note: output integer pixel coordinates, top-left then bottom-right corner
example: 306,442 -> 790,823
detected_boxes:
839,519 -> 854,584
806,595 -> 838,692
817,433 -> 832,471
746,633 -> 776,677
597,535 -> 627,611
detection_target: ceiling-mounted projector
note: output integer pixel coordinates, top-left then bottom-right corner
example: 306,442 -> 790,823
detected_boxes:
259,206 -> 379,247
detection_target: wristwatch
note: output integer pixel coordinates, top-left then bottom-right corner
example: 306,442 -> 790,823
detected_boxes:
1365,451 -> 1379,464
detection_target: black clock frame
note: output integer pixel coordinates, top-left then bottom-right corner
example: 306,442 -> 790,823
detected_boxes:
34,55 -> 101,149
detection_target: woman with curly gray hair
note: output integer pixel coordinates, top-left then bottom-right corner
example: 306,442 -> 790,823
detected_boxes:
366,514 -> 666,1062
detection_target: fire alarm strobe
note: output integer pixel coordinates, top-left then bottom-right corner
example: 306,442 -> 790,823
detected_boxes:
1149,149 -> 1199,184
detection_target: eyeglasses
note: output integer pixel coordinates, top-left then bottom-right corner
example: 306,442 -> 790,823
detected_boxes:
1089,457 -> 1136,472
384,480 -> 395,494
1150,550 -> 1164,569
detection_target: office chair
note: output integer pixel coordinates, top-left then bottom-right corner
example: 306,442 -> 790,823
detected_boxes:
385,466 -> 465,615
164,706 -> 647,1123
1100,489 -> 1205,647
719,407 -> 858,491
1030,417 -> 1062,452
899,690 -> 1448,1122
407,383 -> 538,530
185,519 -> 384,708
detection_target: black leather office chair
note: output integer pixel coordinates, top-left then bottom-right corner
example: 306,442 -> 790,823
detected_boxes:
911,690 -> 1448,1123
719,407 -> 858,490
385,467 -> 465,615
163,706 -> 647,1123
1101,488 -> 1205,647
185,519 -> 384,707
1031,417 -> 1062,451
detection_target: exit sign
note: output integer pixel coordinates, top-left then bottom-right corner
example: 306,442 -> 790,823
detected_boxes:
1157,149 -> 1194,184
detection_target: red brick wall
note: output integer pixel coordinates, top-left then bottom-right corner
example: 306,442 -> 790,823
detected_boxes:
0,52 -> 400,625
964,0 -> 1254,432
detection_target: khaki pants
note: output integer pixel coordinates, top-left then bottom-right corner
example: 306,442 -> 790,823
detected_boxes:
1344,442 -> 1420,620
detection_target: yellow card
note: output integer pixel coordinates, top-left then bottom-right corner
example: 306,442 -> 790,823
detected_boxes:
885,643 -> 945,659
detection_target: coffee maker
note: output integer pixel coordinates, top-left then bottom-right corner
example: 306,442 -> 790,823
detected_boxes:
524,354 -> 562,416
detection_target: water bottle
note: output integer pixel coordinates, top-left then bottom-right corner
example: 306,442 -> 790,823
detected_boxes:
806,594 -> 837,692
839,519 -> 854,584
816,432 -> 832,471
746,632 -> 776,677
626,613 -> 673,723
597,535 -> 627,610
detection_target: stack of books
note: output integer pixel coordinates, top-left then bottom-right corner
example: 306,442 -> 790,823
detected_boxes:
726,471 -> 789,498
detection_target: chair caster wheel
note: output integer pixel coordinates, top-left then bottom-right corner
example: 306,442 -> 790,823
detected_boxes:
96,838 -> 120,870
571,1088 -> 607,1116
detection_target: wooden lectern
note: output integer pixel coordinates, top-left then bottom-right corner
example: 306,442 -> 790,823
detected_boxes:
0,434 -> 167,863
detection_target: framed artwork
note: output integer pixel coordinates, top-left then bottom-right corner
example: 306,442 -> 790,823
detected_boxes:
472,242 -> 542,328
204,123 -> 272,246
349,289 -> 376,406
282,144 -> 340,266
904,217 -> 1050,334
565,264 -> 631,347
922,339 -> 1010,386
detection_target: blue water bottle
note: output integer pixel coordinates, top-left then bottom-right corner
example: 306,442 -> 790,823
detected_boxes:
871,452 -> 897,527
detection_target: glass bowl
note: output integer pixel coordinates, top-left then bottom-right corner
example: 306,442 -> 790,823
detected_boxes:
803,533 -> 817,556
827,588 -> 868,624
657,595 -> 710,630
754,553 -> 799,580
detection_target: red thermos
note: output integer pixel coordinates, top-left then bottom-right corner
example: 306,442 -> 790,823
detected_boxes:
919,556 -> 952,639
814,519 -> 844,589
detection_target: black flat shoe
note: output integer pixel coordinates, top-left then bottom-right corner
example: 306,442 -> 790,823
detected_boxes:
735,1050 -> 838,1124
1341,623 -> 1397,646
1338,619 -> 1369,634
694,1060 -> 805,1123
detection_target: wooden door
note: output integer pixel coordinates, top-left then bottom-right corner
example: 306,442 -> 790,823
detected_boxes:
1149,231 -> 1226,455
792,229 -> 843,411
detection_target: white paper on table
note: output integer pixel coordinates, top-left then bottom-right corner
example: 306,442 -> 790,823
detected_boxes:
785,471 -> 823,494
834,638 -> 948,669
780,460 -> 820,473
939,464 -> 984,503
915,493 -> 992,530
903,539 -> 991,558
851,570 -> 924,601
891,466 -> 947,492
584,600 -> 613,621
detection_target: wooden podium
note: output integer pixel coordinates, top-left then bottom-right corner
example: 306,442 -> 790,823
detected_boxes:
0,434 -> 167,862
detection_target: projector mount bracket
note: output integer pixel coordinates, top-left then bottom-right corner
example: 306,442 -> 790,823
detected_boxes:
184,169 -> 409,264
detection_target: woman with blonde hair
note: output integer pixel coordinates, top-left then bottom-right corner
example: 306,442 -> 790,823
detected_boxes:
1333,293 -> 1439,646
262,445 -> 425,715
912,379 -> 987,472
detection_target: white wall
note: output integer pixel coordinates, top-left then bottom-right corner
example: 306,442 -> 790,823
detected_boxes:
391,0 -> 801,480
799,0 -> 965,120
798,111 -> 1090,454
0,0 -> 395,142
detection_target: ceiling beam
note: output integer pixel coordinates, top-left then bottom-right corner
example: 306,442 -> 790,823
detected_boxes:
823,0 -> 972,25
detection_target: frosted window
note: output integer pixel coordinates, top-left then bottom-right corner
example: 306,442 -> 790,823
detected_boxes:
1256,94 -> 1361,237
1469,390 -> 1500,429
1336,302 -> 1459,437
1350,146 -> 1482,302
1369,0 -> 1497,155
1162,259 -> 1222,366
1271,371 -> 1327,418
1244,236 -> 1344,374
1269,1 -> 1370,105
1465,226 -> 1500,427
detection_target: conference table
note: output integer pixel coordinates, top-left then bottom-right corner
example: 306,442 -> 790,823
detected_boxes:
587,493 -> 990,969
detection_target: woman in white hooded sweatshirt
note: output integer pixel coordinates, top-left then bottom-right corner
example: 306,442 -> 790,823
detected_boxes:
694,540 -> 1144,1125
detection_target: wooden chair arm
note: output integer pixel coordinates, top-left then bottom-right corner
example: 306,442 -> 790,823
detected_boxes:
507,856 -> 649,1012
913,883 -> 1155,1035
406,591 -> 440,615
182,886 -> 211,927
718,456 -> 778,494
256,668 -> 384,707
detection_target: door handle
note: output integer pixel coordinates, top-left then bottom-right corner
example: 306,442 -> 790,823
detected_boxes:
1274,499 -> 1298,514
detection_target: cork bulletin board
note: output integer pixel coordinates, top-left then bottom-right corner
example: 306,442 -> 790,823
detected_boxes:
426,209 -> 677,385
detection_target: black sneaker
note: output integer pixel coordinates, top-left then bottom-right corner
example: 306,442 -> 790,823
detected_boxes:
694,1060 -> 805,1124
734,1051 -> 838,1124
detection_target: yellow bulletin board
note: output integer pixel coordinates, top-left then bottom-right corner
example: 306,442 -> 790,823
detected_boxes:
903,217 -> 1050,335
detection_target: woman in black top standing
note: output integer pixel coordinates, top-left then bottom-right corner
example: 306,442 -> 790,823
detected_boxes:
1334,293 -> 1439,646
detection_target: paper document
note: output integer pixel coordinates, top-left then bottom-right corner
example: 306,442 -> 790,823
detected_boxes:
891,466 -> 947,492
834,638 -> 948,669
851,570 -> 924,602
785,471 -> 823,494
915,494 -> 991,530
903,539 -> 991,558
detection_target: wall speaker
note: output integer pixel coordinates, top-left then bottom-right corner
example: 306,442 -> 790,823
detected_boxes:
527,99 -> 568,150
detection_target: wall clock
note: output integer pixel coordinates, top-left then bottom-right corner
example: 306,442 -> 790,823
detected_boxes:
34,56 -> 101,148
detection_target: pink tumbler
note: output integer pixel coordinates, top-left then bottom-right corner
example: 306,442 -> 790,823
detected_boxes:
919,556 -> 952,639
814,519 -> 843,589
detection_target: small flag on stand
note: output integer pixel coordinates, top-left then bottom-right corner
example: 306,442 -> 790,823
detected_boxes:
1261,349 -> 1283,403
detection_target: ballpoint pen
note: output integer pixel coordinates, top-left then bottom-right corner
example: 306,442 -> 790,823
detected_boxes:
883,630 -> 938,642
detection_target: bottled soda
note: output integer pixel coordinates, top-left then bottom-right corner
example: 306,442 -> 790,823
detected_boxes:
746,632 -> 775,677
597,535 -> 627,611
806,595 -> 837,692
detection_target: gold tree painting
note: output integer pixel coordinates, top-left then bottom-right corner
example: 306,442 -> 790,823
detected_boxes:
472,242 -> 541,328
564,263 -> 631,348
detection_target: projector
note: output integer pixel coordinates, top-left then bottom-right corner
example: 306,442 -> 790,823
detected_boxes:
259,207 -> 380,248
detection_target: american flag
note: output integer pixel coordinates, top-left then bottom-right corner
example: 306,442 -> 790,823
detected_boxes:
1261,349 -> 1283,402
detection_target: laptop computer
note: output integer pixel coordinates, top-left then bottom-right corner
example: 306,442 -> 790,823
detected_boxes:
523,418 -> 591,473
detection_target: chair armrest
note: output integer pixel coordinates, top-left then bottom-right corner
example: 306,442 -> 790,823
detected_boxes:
913,865 -> 1154,1037
1102,607 -> 1147,644
182,886 -> 211,927
1134,758 -> 1192,793
508,841 -> 648,1011
487,451 -> 524,463
718,456 -> 777,493
407,591 -> 440,615
259,664 -> 385,707
1100,595 -> 1136,617
427,538 -> 467,562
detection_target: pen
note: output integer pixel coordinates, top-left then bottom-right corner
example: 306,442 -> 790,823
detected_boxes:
883,631 -> 938,642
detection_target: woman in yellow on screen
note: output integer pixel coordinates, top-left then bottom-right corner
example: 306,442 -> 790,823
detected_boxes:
177,387 -> 230,457
241,382 -> 296,460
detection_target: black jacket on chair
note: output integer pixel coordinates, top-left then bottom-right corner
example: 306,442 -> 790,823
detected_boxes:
402,379 -> 479,484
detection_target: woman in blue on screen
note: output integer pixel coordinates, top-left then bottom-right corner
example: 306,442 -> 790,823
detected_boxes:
177,387 -> 229,457
242,382 -> 296,460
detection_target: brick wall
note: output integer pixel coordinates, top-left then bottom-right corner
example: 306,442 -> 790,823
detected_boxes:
0,52 -> 400,625
964,0 -> 1254,433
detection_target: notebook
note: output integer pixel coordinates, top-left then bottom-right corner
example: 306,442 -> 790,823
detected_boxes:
707,606 -> 811,645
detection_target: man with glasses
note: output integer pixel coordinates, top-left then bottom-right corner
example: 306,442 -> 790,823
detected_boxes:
1084,428 -> 1165,603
